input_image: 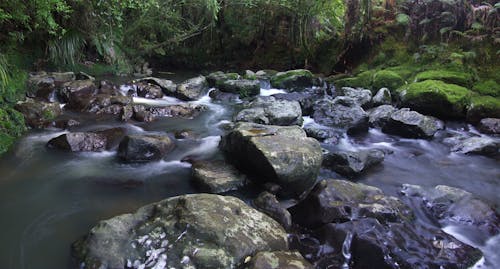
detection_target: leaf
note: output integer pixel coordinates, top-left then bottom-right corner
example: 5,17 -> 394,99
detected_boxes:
419,18 -> 432,25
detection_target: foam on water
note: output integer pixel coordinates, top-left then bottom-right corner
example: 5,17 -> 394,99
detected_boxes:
259,88 -> 286,96
133,96 -> 182,106
179,136 -> 221,160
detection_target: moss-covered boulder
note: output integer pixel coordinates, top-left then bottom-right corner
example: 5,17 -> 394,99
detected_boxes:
334,70 -> 373,90
399,80 -> 472,119
270,69 -> 320,90
414,70 -> 473,87
472,79 -> 499,97
372,70 -> 405,92
14,99 -> 63,128
466,95 -> 500,123
206,71 -> 241,88
219,79 -> 260,97
73,194 -> 288,269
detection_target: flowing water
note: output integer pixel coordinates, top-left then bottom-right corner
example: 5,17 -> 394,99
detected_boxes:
0,75 -> 498,268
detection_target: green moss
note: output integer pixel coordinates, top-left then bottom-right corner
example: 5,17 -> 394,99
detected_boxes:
372,70 -> 405,92
0,108 -> 26,155
472,80 -> 499,97
466,95 -> 500,123
414,70 -> 473,87
334,70 -> 374,89
384,65 -> 419,80
270,69 -> 316,89
399,80 -> 472,119
0,132 -> 15,155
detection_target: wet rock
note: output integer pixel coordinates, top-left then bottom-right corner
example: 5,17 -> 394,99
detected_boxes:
220,122 -> 322,198
290,179 -> 412,228
477,118 -> 500,134
322,149 -> 385,177
26,71 -> 75,100
52,118 -> 80,129
47,128 -> 126,152
273,88 -> 325,116
253,192 -> 292,230
72,94 -> 133,113
246,251 -> 312,269
147,104 -> 207,119
270,69 -> 321,90
372,87 -> 392,106
117,135 -> 175,163
368,104 -> 397,128
76,72 -> 95,81
136,82 -> 164,99
337,87 -> 372,108
191,160 -> 246,193
97,80 -> 120,95
135,77 -> 177,95
14,99 -> 62,128
121,105 -> 134,121
382,108 -> 444,138
303,125 -> 342,144
73,194 -> 288,269
313,97 -> 369,134
174,129 -> 197,139
235,97 -> 303,126
256,70 -> 278,80
402,184 -> 499,235
451,136 -> 499,156
466,95 -> 500,123
316,218 -> 482,269
243,70 -> 257,80
59,79 -> 97,104
219,79 -> 260,97
206,71 -> 240,87
209,89 -> 240,102
175,75 -> 208,100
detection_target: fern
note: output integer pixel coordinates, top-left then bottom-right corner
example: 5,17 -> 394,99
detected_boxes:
48,31 -> 86,68
0,53 -> 9,93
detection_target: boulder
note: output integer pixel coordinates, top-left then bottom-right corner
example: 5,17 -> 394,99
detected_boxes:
59,79 -> 97,104
146,104 -> 207,119
135,77 -> 177,95
402,184 -> 499,235
26,74 -> 56,102
289,179 -> 411,228
253,192 -> 292,230
98,80 -> 120,96
398,80 -> 471,119
451,136 -> 499,156
368,105 -> 397,128
337,87 -> 372,108
312,97 -> 369,134
235,97 -> 303,126
243,70 -> 257,80
381,108 -> 443,138
175,76 -> 209,100
322,149 -> 385,177
191,160 -> 246,193
47,128 -> 126,152
466,95 -> 500,123
206,71 -> 240,87
219,79 -> 260,97
14,99 -> 62,128
73,194 -> 288,269
209,89 -> 241,102
220,122 -> 322,198
414,69 -> 473,87
117,135 -> 175,163
135,82 -> 164,99
372,87 -> 392,106
246,251 -> 312,269
270,69 -> 321,90
272,88 -> 324,116
303,125 -> 342,144
372,70 -> 404,92
477,118 -> 500,134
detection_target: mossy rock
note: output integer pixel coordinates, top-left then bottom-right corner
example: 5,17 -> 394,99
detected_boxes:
472,79 -> 499,97
414,70 -> 473,87
270,69 -> 318,90
206,71 -> 241,88
384,65 -> 418,80
466,95 -> 500,123
399,80 -> 472,119
334,71 -> 373,90
372,70 -> 405,92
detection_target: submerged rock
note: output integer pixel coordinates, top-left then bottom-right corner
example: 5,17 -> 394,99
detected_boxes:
191,160 -> 246,193
246,251 -> 312,269
73,194 -> 288,269
253,192 -> 292,230
117,135 -> 175,162
175,76 -> 209,101
477,118 -> 500,135
313,97 -> 368,134
382,108 -> 443,138
322,149 -> 385,177
14,99 -> 62,128
219,79 -> 260,97
220,122 -> 322,198
235,97 -> 303,126
270,69 -> 321,90
47,128 -> 126,152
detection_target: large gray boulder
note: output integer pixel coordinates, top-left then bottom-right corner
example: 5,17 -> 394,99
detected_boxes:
191,160 -> 246,193
14,99 -> 62,128
220,122 -> 322,198
235,97 -> 303,126
382,108 -> 444,138
270,69 -> 321,90
59,79 -> 97,104
219,79 -> 260,97
175,76 -> 209,100
313,97 -> 369,134
451,136 -> 499,156
117,135 -> 175,163
322,149 -> 385,177
47,128 -> 126,152
273,87 -> 326,116
253,192 -> 292,230
368,104 -> 397,128
73,194 -> 288,269
337,87 -> 372,108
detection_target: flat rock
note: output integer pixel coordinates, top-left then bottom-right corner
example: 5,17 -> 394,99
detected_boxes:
313,97 -> 369,134
451,136 -> 499,156
382,108 -> 444,138
246,251 -> 313,269
117,135 -> 175,163
191,160 -> 246,193
322,149 -> 385,177
175,76 -> 208,100
235,97 -> 303,126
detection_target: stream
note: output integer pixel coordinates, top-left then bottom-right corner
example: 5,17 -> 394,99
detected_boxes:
0,73 -> 498,269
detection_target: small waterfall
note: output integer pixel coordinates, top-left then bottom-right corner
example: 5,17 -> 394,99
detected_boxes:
341,231 -> 354,269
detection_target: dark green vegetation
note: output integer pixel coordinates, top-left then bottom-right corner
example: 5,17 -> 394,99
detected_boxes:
0,0 -> 499,154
